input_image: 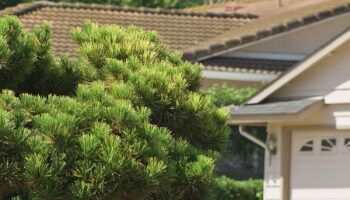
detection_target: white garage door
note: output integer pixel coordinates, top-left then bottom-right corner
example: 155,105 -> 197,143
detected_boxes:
291,131 -> 350,200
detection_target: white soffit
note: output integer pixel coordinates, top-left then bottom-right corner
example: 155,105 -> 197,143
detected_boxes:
202,70 -> 277,82
246,27 -> 350,105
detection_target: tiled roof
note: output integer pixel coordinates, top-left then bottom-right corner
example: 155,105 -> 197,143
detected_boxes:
183,1 -> 234,12
183,0 -> 267,12
200,57 -> 297,74
3,1 -> 348,75
230,98 -> 321,116
183,0 -> 350,61
0,1 -> 257,57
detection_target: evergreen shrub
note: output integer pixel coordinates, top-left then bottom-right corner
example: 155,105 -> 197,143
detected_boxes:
0,15 -> 230,200
201,84 -> 256,107
212,176 -> 263,200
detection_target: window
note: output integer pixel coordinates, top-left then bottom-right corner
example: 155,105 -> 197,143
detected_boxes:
321,138 -> 336,152
344,138 -> 350,151
300,140 -> 313,152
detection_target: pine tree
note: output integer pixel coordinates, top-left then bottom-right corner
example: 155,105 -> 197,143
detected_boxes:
0,15 -> 230,200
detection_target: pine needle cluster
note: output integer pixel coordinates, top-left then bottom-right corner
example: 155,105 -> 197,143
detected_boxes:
0,15 -> 230,200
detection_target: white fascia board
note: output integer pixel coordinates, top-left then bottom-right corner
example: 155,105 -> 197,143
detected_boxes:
221,51 -> 306,61
202,70 -> 277,82
333,111 -> 350,129
325,90 -> 350,104
246,28 -> 350,104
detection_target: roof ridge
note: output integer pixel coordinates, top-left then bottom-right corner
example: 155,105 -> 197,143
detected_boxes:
0,1 -> 258,19
0,1 -> 45,16
182,2 -> 350,61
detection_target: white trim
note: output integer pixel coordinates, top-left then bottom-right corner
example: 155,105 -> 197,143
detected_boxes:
246,27 -> 350,104
333,111 -> 350,129
195,12 -> 350,62
325,90 -> 350,104
239,125 -> 267,149
221,51 -> 306,61
202,70 -> 277,82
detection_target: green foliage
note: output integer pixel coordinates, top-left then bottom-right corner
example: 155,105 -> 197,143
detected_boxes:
216,126 -> 266,179
201,84 -> 257,107
201,85 -> 265,179
211,176 -> 263,200
0,16 -> 230,200
0,0 -> 31,11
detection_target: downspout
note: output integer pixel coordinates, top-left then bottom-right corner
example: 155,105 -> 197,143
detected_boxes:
239,125 -> 267,149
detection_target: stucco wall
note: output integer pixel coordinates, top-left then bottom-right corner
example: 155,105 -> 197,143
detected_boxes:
271,40 -> 350,99
264,125 -> 283,200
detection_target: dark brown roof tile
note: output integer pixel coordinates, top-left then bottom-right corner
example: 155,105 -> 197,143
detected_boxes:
271,24 -> 287,34
241,34 -> 257,43
225,38 -> 241,47
209,43 -> 226,53
332,5 -> 348,14
286,19 -> 303,29
256,29 -> 271,39
317,10 -> 333,19
301,14 -> 319,24
200,57 -> 298,74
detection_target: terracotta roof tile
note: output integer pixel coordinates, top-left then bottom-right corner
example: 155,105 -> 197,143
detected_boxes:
1,1 -> 256,57
183,0 -> 267,12
2,1 -> 345,75
200,57 -> 297,74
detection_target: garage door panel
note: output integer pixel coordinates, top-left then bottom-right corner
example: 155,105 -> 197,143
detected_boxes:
291,131 -> 350,200
292,188 -> 350,200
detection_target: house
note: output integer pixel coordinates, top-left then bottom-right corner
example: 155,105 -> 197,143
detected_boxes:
2,0 -> 350,89
184,0 -> 350,88
230,25 -> 350,199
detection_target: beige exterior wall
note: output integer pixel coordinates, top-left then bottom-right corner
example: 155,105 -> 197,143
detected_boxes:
264,125 -> 283,200
263,103 -> 350,200
240,13 -> 350,55
263,125 -> 292,200
271,40 -> 350,99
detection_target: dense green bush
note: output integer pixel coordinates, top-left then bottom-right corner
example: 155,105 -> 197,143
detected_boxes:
201,84 -> 264,179
215,125 -> 266,179
0,15 -> 230,200
212,176 -> 263,200
201,84 -> 256,107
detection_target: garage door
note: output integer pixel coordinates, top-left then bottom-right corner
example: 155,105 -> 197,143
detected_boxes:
291,131 -> 350,200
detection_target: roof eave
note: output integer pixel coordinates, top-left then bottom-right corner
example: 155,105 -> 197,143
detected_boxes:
182,3 -> 350,62
229,99 -> 324,125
